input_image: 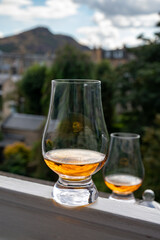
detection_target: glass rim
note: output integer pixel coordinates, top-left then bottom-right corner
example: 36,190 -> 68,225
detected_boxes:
110,132 -> 140,139
52,79 -> 101,84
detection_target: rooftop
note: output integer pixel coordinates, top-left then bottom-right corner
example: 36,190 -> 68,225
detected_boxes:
2,113 -> 46,131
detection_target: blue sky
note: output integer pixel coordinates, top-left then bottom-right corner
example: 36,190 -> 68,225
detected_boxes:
0,0 -> 159,49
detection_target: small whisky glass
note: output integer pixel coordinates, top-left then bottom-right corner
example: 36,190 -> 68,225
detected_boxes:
103,133 -> 144,202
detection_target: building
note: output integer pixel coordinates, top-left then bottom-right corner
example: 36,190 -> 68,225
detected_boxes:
1,113 -> 46,147
91,47 -> 135,66
0,50 -> 55,75
0,73 -> 22,119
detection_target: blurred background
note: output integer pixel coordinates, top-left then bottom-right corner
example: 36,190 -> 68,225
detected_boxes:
0,0 -> 159,201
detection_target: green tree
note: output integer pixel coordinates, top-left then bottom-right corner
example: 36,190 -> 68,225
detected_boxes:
42,45 -> 94,114
94,60 -> 115,132
29,140 -> 58,182
114,15 -> 160,133
1,142 -> 31,175
140,114 -> 160,201
136,19 -> 160,63
51,45 -> 94,79
20,64 -> 46,115
115,61 -> 160,133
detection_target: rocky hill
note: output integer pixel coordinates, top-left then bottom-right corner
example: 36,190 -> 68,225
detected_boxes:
0,27 -> 89,54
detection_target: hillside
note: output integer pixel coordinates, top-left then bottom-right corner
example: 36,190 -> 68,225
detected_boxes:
0,27 -> 89,54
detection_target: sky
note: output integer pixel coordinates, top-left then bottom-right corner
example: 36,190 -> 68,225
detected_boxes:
0,0 -> 160,50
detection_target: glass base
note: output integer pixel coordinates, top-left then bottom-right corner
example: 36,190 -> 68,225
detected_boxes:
109,192 -> 136,203
52,177 -> 98,207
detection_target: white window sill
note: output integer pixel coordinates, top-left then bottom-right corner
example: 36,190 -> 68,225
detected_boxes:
0,174 -> 160,240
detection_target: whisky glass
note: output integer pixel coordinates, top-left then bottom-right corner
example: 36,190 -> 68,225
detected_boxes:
42,79 -> 109,207
103,133 -> 144,202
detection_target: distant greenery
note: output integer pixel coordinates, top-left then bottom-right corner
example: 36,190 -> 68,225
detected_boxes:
140,114 -> 160,201
94,60 -> 115,132
1,142 -> 31,175
0,141 -> 58,182
29,140 -> 57,182
19,64 -> 46,115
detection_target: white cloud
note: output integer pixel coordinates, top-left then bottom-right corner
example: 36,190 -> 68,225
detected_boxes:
77,9 -> 156,49
112,14 -> 159,29
75,0 -> 160,49
73,0 -> 160,16
1,0 -> 32,5
73,0 -> 160,48
0,0 -> 79,20
78,24 -> 144,49
77,11 -> 119,49
0,32 -> 4,38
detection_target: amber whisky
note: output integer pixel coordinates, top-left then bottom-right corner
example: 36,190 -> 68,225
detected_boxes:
44,149 -> 106,179
104,174 -> 142,194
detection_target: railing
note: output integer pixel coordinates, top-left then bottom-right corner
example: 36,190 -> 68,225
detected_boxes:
0,172 -> 160,240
